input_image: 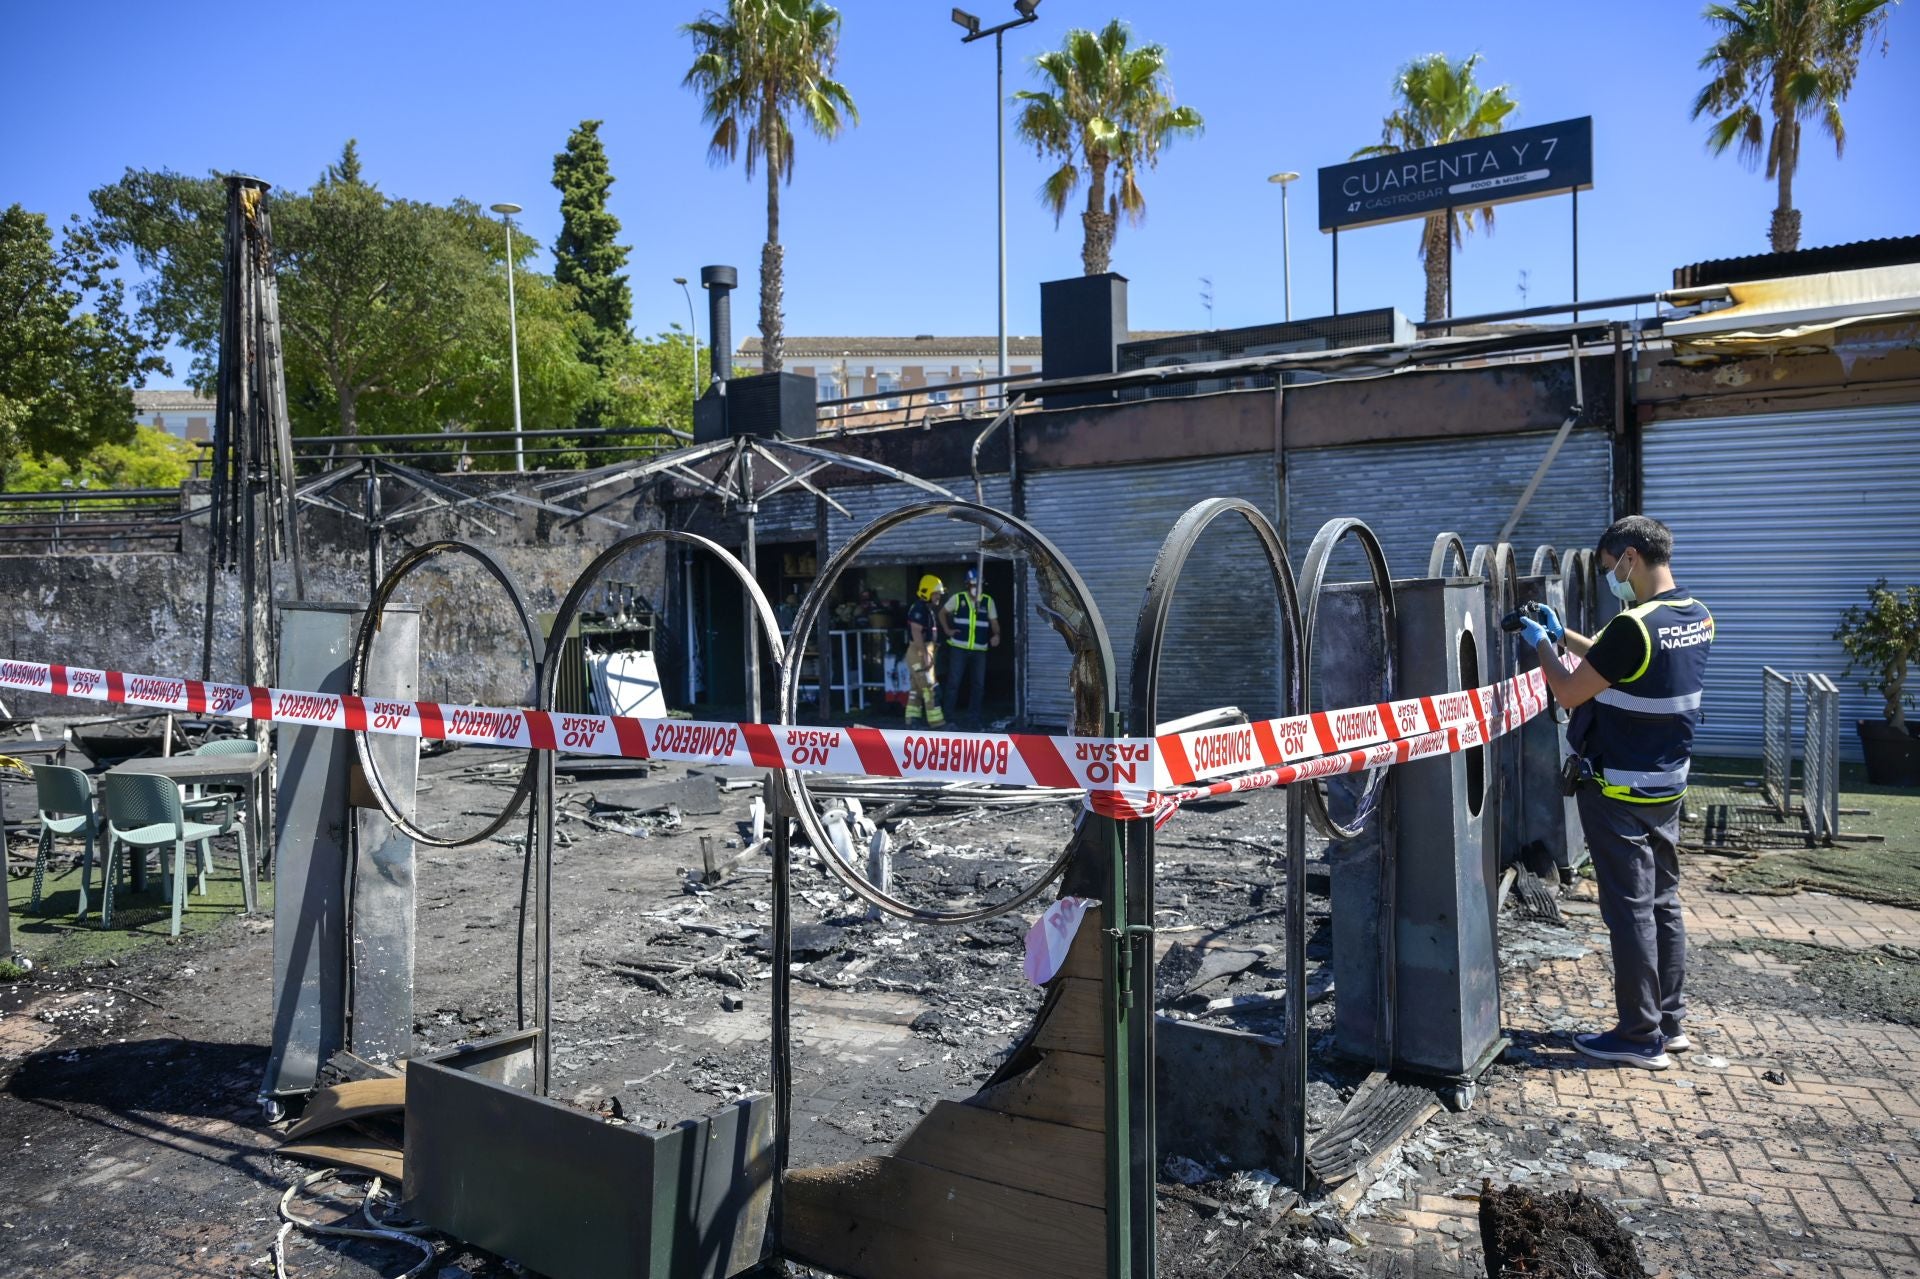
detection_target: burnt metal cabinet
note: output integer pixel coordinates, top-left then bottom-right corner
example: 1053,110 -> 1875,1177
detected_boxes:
263,602 -> 418,1103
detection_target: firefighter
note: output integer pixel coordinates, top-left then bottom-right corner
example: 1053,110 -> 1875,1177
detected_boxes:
905,574 -> 946,727
1524,515 -> 1714,1072
940,568 -> 1000,729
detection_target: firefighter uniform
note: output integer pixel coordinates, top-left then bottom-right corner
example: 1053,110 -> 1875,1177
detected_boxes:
1568,589 -> 1715,1045
905,576 -> 946,728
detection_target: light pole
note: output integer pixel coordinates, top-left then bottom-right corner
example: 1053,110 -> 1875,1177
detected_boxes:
1267,172 -> 1299,323
490,202 -> 526,471
954,1 -> 1041,409
674,277 -> 699,407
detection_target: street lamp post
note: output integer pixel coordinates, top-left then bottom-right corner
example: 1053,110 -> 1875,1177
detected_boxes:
1267,172 -> 1299,323
490,202 -> 526,471
674,277 -> 700,407
954,1 -> 1041,409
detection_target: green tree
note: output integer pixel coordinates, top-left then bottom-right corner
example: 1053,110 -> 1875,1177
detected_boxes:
1014,20 -> 1204,277
91,144 -> 599,456
1353,53 -> 1517,323
6,425 -> 196,492
603,329 -> 712,437
0,205 -> 165,486
552,120 -> 634,368
1693,0 -> 1894,253
683,0 -> 859,371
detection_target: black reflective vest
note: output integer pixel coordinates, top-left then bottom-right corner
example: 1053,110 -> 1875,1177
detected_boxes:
945,592 -> 995,651
1569,590 -> 1714,803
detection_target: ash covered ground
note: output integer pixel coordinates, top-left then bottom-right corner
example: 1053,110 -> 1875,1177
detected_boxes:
6,743 -> 1915,1278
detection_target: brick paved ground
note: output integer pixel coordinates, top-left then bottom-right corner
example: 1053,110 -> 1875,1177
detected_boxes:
1357,880 -> 1920,1279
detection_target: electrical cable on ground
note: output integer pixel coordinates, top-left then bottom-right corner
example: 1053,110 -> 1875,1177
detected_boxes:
271,1168 -> 436,1279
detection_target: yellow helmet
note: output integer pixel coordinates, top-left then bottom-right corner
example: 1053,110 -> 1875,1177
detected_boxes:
917,574 -> 944,601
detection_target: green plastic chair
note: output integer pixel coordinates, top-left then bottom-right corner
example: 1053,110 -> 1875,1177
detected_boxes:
29,765 -> 102,920
101,771 -> 253,936
183,737 -> 263,811
191,738 -> 262,758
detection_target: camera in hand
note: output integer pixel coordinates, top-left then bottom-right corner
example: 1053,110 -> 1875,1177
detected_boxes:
1499,601 -> 1546,633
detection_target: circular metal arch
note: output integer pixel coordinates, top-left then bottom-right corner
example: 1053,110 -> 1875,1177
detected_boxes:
1561,547 -> 1593,635
1296,518 -> 1398,841
777,498 -> 1115,925
537,529 -> 786,719
351,539 -> 542,849
1428,532 -> 1470,580
1530,545 -> 1561,577
1129,498 -> 1303,754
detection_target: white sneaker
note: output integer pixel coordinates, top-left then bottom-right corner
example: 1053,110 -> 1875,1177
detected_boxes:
1664,1033 -> 1692,1053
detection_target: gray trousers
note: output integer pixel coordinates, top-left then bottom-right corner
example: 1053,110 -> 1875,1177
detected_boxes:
1576,787 -> 1686,1043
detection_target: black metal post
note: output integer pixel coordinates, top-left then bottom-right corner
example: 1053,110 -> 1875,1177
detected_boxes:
1101,708 -> 1135,1279
769,773 -> 793,1249
1331,228 -> 1340,315
1283,775 -> 1309,1188
1571,187 -> 1580,323
365,459 -> 383,602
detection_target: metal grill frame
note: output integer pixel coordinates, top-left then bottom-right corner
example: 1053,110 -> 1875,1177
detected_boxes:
1802,673 -> 1841,844
1760,667 -> 1795,818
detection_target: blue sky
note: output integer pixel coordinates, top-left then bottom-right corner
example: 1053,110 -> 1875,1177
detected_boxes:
4,1 -> 1915,387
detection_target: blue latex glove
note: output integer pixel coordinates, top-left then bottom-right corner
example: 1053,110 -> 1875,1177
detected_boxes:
1518,616 -> 1552,648
1535,602 -> 1565,642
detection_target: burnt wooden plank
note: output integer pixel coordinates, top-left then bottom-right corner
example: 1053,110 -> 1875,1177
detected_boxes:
1032,977 -> 1103,1057
784,1155 -> 1104,1279
893,1100 -> 1105,1209
968,1049 -> 1104,1132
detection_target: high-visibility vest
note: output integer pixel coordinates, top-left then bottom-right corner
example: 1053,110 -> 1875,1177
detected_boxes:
946,592 -> 995,651
1571,590 -> 1714,803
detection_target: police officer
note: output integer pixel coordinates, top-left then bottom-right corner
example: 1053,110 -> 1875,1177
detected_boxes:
905,574 -> 947,728
1523,515 -> 1714,1071
940,568 -> 1001,728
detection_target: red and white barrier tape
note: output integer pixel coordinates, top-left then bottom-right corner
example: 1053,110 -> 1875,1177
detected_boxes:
0,658 -> 1136,796
1088,664 -> 1558,825
0,656 -> 1557,825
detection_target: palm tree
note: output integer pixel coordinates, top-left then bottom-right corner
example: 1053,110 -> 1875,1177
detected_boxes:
1693,0 -> 1894,253
1354,53 -> 1517,323
1014,20 -> 1204,276
683,0 -> 857,371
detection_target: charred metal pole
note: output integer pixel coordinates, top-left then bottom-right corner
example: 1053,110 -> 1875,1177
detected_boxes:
769,772 -> 794,1249
365,460 -> 383,602
1101,709 -> 1138,1279
739,442 -> 762,723
209,175 -> 302,692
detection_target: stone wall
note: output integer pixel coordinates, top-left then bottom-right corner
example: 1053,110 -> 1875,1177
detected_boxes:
0,472 -> 666,718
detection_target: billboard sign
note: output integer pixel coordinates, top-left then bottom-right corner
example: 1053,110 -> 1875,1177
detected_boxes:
1318,116 -> 1592,232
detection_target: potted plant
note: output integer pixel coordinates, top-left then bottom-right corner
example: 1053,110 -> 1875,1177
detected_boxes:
1833,578 -> 1920,786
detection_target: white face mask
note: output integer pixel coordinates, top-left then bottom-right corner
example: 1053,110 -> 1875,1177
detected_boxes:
1607,554 -> 1638,602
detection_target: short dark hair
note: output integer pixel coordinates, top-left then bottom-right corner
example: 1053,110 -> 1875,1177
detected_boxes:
1598,515 -> 1672,566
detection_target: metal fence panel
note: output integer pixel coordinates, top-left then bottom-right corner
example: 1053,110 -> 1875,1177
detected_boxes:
1802,673 -> 1841,844
1760,667 -> 1794,817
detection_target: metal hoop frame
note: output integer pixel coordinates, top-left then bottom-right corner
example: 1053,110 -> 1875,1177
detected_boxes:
1127,497 -> 1309,1188
1428,532 -> 1470,580
351,540 -> 542,849
776,498 -> 1114,925
1297,518 -> 1398,841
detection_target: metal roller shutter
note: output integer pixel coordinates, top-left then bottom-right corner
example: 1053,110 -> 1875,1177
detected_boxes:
823,475 -> 1011,565
1021,455 -> 1284,731
1285,429 -> 1613,579
754,490 -> 815,541
1643,404 -> 1920,760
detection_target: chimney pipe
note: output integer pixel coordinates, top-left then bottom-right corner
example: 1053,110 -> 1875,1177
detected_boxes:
700,265 -> 737,387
